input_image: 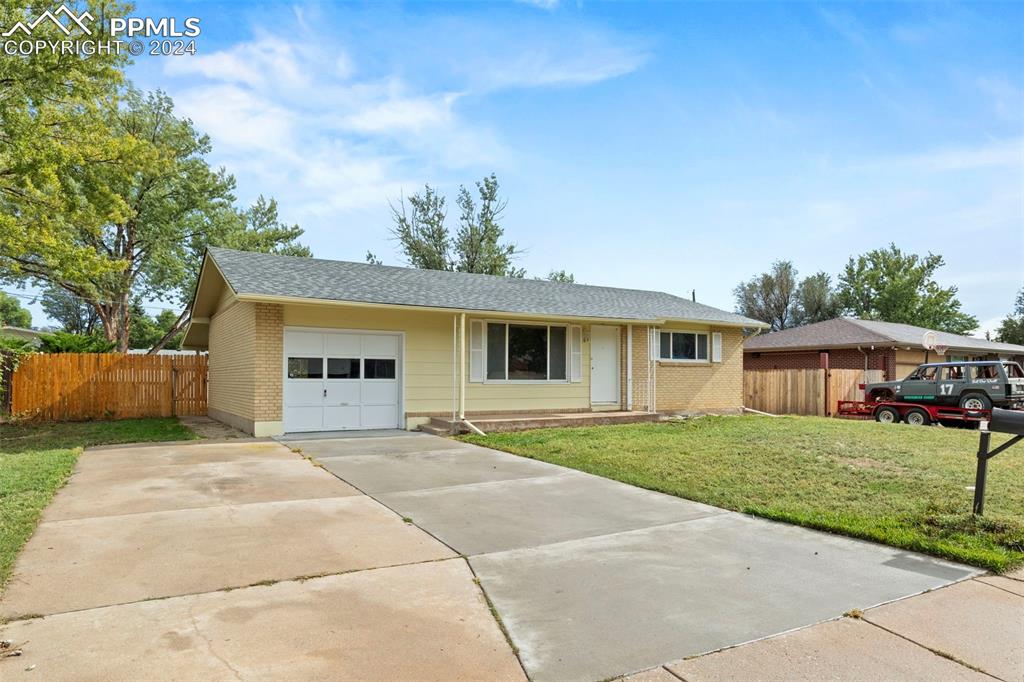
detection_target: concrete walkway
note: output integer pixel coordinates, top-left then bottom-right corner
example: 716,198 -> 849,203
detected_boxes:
282,432 -> 984,682
627,568 -> 1024,681
0,438 -> 524,680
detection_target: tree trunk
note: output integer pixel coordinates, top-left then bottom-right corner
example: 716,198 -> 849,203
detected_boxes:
148,309 -> 190,354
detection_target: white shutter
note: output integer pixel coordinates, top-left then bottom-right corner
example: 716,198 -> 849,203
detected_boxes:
469,320 -> 484,382
711,332 -> 722,363
569,325 -> 583,382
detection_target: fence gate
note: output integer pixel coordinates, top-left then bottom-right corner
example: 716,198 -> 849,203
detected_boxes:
10,353 -> 208,422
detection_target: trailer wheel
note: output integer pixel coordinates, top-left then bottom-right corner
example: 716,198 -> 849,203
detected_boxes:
904,408 -> 930,426
959,393 -> 991,411
875,406 -> 900,424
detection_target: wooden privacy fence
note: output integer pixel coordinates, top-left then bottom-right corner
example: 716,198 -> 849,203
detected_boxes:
744,368 -> 885,416
10,353 -> 207,422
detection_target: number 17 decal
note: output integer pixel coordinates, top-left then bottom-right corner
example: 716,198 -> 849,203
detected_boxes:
939,384 -> 954,396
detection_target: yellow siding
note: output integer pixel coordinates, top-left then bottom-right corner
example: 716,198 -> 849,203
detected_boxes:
207,300 -> 256,429
282,303 -> 592,416
207,299 -> 747,432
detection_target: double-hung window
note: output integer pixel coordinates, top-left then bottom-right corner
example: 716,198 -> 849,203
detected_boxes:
486,323 -> 568,381
659,331 -> 709,362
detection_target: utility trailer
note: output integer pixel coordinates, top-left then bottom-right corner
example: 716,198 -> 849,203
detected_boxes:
836,399 -> 991,427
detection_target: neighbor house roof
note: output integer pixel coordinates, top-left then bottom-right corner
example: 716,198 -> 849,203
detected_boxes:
0,325 -> 42,346
744,317 -> 1024,355
195,247 -> 767,327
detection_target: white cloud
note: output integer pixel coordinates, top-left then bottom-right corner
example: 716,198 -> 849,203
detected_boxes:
850,137 -> 1024,173
516,0 -> 560,9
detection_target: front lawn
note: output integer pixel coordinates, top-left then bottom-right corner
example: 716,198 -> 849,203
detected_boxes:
462,416 -> 1023,572
0,418 -> 198,590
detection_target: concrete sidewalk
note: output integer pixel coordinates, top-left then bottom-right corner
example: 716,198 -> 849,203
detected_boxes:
628,568 -> 1023,681
0,439 -> 524,681
286,433 -> 984,682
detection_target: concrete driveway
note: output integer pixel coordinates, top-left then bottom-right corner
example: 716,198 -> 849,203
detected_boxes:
0,439 -> 524,681
284,432 -> 981,682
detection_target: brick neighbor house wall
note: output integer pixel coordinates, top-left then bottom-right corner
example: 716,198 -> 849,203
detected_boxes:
744,348 -> 895,379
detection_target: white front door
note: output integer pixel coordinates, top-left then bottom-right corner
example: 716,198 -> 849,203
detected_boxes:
284,329 -> 401,432
590,325 -> 620,404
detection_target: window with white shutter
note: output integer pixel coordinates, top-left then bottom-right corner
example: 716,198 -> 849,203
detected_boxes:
569,325 -> 583,382
711,332 -> 722,363
469,320 -> 484,382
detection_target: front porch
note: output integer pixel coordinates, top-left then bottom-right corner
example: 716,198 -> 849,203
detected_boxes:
421,410 -> 662,435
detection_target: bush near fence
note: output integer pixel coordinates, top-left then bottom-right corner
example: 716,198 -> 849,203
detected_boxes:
743,368 -> 885,416
10,353 -> 207,422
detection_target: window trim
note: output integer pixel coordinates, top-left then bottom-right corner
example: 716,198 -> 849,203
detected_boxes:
658,329 -> 711,364
482,319 -> 571,384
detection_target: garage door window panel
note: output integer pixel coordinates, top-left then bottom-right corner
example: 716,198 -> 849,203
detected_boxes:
364,358 -> 396,379
327,358 -> 360,379
288,357 -> 323,379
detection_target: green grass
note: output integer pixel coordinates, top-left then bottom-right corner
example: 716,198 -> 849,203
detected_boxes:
461,416 -> 1024,572
0,418 -> 198,590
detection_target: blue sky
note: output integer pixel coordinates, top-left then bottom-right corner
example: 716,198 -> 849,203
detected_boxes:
23,1 -> 1024,334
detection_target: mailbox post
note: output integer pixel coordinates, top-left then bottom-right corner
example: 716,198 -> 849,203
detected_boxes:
974,408 -> 1024,515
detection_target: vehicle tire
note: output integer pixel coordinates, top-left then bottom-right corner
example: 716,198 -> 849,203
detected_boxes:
875,406 -> 900,424
959,393 -> 992,411
904,408 -> 931,426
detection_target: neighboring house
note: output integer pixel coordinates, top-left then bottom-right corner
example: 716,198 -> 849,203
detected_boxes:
744,317 -> 1024,380
0,326 -> 42,347
182,247 -> 768,436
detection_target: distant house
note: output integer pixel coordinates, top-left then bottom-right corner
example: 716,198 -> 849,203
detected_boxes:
744,317 -> 1024,381
0,326 -> 42,347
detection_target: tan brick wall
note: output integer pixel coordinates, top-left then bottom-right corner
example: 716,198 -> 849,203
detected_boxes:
253,303 -> 283,421
653,326 -> 744,412
208,300 -> 256,422
631,325 -> 653,411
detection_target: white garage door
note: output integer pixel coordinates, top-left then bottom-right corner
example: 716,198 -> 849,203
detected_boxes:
284,329 -> 401,432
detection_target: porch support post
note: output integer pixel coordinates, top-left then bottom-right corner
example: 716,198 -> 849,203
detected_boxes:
452,315 -> 457,421
626,324 -> 633,410
459,312 -> 467,419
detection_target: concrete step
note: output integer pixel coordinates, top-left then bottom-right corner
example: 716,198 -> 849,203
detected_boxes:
418,424 -> 452,436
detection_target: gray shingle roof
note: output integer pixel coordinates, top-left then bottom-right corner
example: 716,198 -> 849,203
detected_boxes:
745,317 -> 1024,354
207,247 -> 765,326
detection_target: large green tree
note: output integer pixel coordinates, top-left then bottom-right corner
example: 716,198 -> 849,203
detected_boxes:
0,291 -> 31,327
733,261 -> 799,331
0,1 -> 134,291
379,174 -> 524,277
792,272 -> 841,327
40,285 -> 99,335
836,244 -> 977,334
735,262 -> 842,331
2,89 -> 310,352
995,287 -> 1024,345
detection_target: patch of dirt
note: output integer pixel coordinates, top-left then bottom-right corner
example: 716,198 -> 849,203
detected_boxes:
178,416 -> 247,439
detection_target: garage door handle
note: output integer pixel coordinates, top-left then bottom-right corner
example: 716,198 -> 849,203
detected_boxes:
323,389 -> 327,398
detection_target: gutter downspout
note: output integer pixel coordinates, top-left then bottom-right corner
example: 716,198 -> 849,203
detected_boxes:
459,313 -> 466,420
626,324 -> 633,411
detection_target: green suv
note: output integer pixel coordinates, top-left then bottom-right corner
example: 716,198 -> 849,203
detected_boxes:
865,361 -> 1024,411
